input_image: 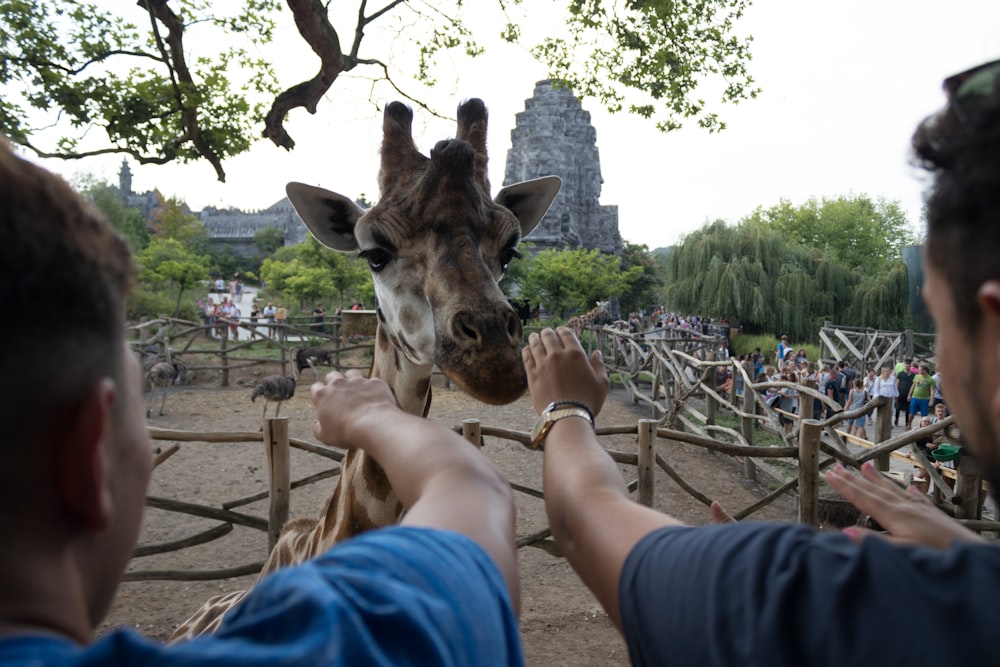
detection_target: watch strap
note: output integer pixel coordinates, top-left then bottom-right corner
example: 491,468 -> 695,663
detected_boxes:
528,404 -> 594,451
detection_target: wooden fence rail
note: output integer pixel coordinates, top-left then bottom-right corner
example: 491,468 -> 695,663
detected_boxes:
129,316 -> 376,383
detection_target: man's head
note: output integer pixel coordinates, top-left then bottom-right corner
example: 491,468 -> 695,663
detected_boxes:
913,58 -> 1000,487
0,138 -> 150,636
935,403 -> 948,420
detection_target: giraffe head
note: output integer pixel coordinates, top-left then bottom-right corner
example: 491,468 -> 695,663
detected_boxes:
286,100 -> 560,405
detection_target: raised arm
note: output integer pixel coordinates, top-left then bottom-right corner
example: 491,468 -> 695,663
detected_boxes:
523,328 -> 684,630
310,371 -> 519,611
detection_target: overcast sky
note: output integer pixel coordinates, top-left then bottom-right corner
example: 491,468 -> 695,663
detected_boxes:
38,0 -> 1000,250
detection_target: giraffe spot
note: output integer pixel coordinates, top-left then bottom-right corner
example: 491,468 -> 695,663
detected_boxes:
415,377 -> 430,402
399,304 -> 421,335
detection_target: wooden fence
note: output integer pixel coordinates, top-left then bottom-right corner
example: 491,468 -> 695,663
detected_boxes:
125,419 -> 343,582
589,325 -> 991,528
818,321 -> 937,371
126,321 -> 992,584
129,314 -> 376,385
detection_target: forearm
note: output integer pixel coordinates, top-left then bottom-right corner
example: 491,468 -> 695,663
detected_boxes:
351,407 -> 520,610
349,407 -> 504,510
543,417 -> 630,549
542,416 -> 683,629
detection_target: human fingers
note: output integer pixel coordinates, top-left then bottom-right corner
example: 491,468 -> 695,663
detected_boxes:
710,500 -> 737,524
825,462 -> 908,515
539,327 -> 564,353
525,328 -> 604,416
589,349 -> 609,416
556,326 -> 583,351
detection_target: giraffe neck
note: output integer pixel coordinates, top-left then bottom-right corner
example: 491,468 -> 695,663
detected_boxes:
369,325 -> 434,416
273,324 -> 432,560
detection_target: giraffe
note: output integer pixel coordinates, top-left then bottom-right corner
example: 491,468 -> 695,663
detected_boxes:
565,300 -> 610,341
168,98 -> 561,640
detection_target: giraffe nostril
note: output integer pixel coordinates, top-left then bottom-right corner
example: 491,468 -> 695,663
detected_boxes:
451,311 -> 484,348
504,309 -> 522,343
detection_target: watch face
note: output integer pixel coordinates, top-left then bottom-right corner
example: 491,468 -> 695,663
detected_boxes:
530,416 -> 550,449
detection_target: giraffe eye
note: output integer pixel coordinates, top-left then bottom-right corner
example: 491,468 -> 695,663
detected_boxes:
359,248 -> 392,272
499,247 -> 522,274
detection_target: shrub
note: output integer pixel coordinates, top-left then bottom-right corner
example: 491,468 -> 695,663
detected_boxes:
128,287 -> 200,322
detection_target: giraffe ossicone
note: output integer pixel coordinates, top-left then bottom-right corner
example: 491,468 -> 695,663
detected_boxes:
168,98 -> 560,641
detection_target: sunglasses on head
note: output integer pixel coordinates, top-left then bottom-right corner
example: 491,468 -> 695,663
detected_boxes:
943,58 -> 1000,122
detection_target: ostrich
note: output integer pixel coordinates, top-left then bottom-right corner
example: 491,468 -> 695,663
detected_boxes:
294,347 -> 334,380
145,360 -> 187,417
251,375 -> 297,421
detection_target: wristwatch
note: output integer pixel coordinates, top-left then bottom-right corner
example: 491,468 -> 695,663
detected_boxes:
529,401 -> 594,450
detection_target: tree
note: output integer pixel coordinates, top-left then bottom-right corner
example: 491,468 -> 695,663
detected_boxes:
77,178 -> 150,251
1,0 -> 757,180
138,238 -> 209,317
260,237 -> 373,310
149,192 -> 209,252
519,248 -> 642,319
743,194 -> 920,269
254,227 -> 286,255
662,207 -> 912,340
617,242 -> 663,315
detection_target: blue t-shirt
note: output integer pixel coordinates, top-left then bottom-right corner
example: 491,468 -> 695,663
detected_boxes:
619,522 -> 1000,666
0,526 -> 523,666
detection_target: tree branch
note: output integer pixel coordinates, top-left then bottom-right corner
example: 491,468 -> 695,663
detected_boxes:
262,0 -> 350,150
139,0 -> 227,181
19,138 -> 175,166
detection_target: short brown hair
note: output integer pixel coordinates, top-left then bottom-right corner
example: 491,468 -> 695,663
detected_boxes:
0,138 -> 136,440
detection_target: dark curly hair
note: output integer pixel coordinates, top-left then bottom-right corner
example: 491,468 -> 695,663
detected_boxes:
912,59 -> 1000,330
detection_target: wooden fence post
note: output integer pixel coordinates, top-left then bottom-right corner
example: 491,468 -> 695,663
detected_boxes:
638,419 -> 656,507
955,453 -> 982,521
798,419 -> 822,527
702,365 -> 716,426
220,325 -> 229,387
263,418 -> 290,554
740,383 -> 757,482
874,396 -> 893,471
462,419 -> 482,448
278,325 -> 289,376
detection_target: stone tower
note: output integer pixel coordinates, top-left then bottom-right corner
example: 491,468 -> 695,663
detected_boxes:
118,158 -> 133,195
504,80 -> 622,255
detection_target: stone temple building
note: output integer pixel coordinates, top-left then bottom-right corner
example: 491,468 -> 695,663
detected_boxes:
117,160 -> 307,257
116,81 -> 621,258
504,80 -> 622,255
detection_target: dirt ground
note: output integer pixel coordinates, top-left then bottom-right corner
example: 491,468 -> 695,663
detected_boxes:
104,362 -> 796,665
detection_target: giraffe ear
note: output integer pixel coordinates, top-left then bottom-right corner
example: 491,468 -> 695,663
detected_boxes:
285,182 -> 363,252
495,176 -> 562,237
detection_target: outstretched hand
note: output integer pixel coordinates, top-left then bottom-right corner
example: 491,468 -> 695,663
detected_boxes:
824,461 -> 985,549
710,500 -> 737,524
311,370 -> 398,448
522,327 -> 609,418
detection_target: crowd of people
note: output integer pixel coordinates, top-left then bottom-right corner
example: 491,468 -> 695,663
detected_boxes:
3,57 -> 1000,666
736,345 -> 951,443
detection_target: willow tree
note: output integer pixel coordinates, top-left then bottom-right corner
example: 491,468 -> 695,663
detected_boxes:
661,210 -> 910,340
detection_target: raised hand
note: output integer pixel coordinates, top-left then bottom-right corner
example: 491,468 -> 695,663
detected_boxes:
311,370 -> 398,448
824,461 -> 985,549
522,327 -> 609,417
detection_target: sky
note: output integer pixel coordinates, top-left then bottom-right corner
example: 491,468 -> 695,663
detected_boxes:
35,0 -> 1000,250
